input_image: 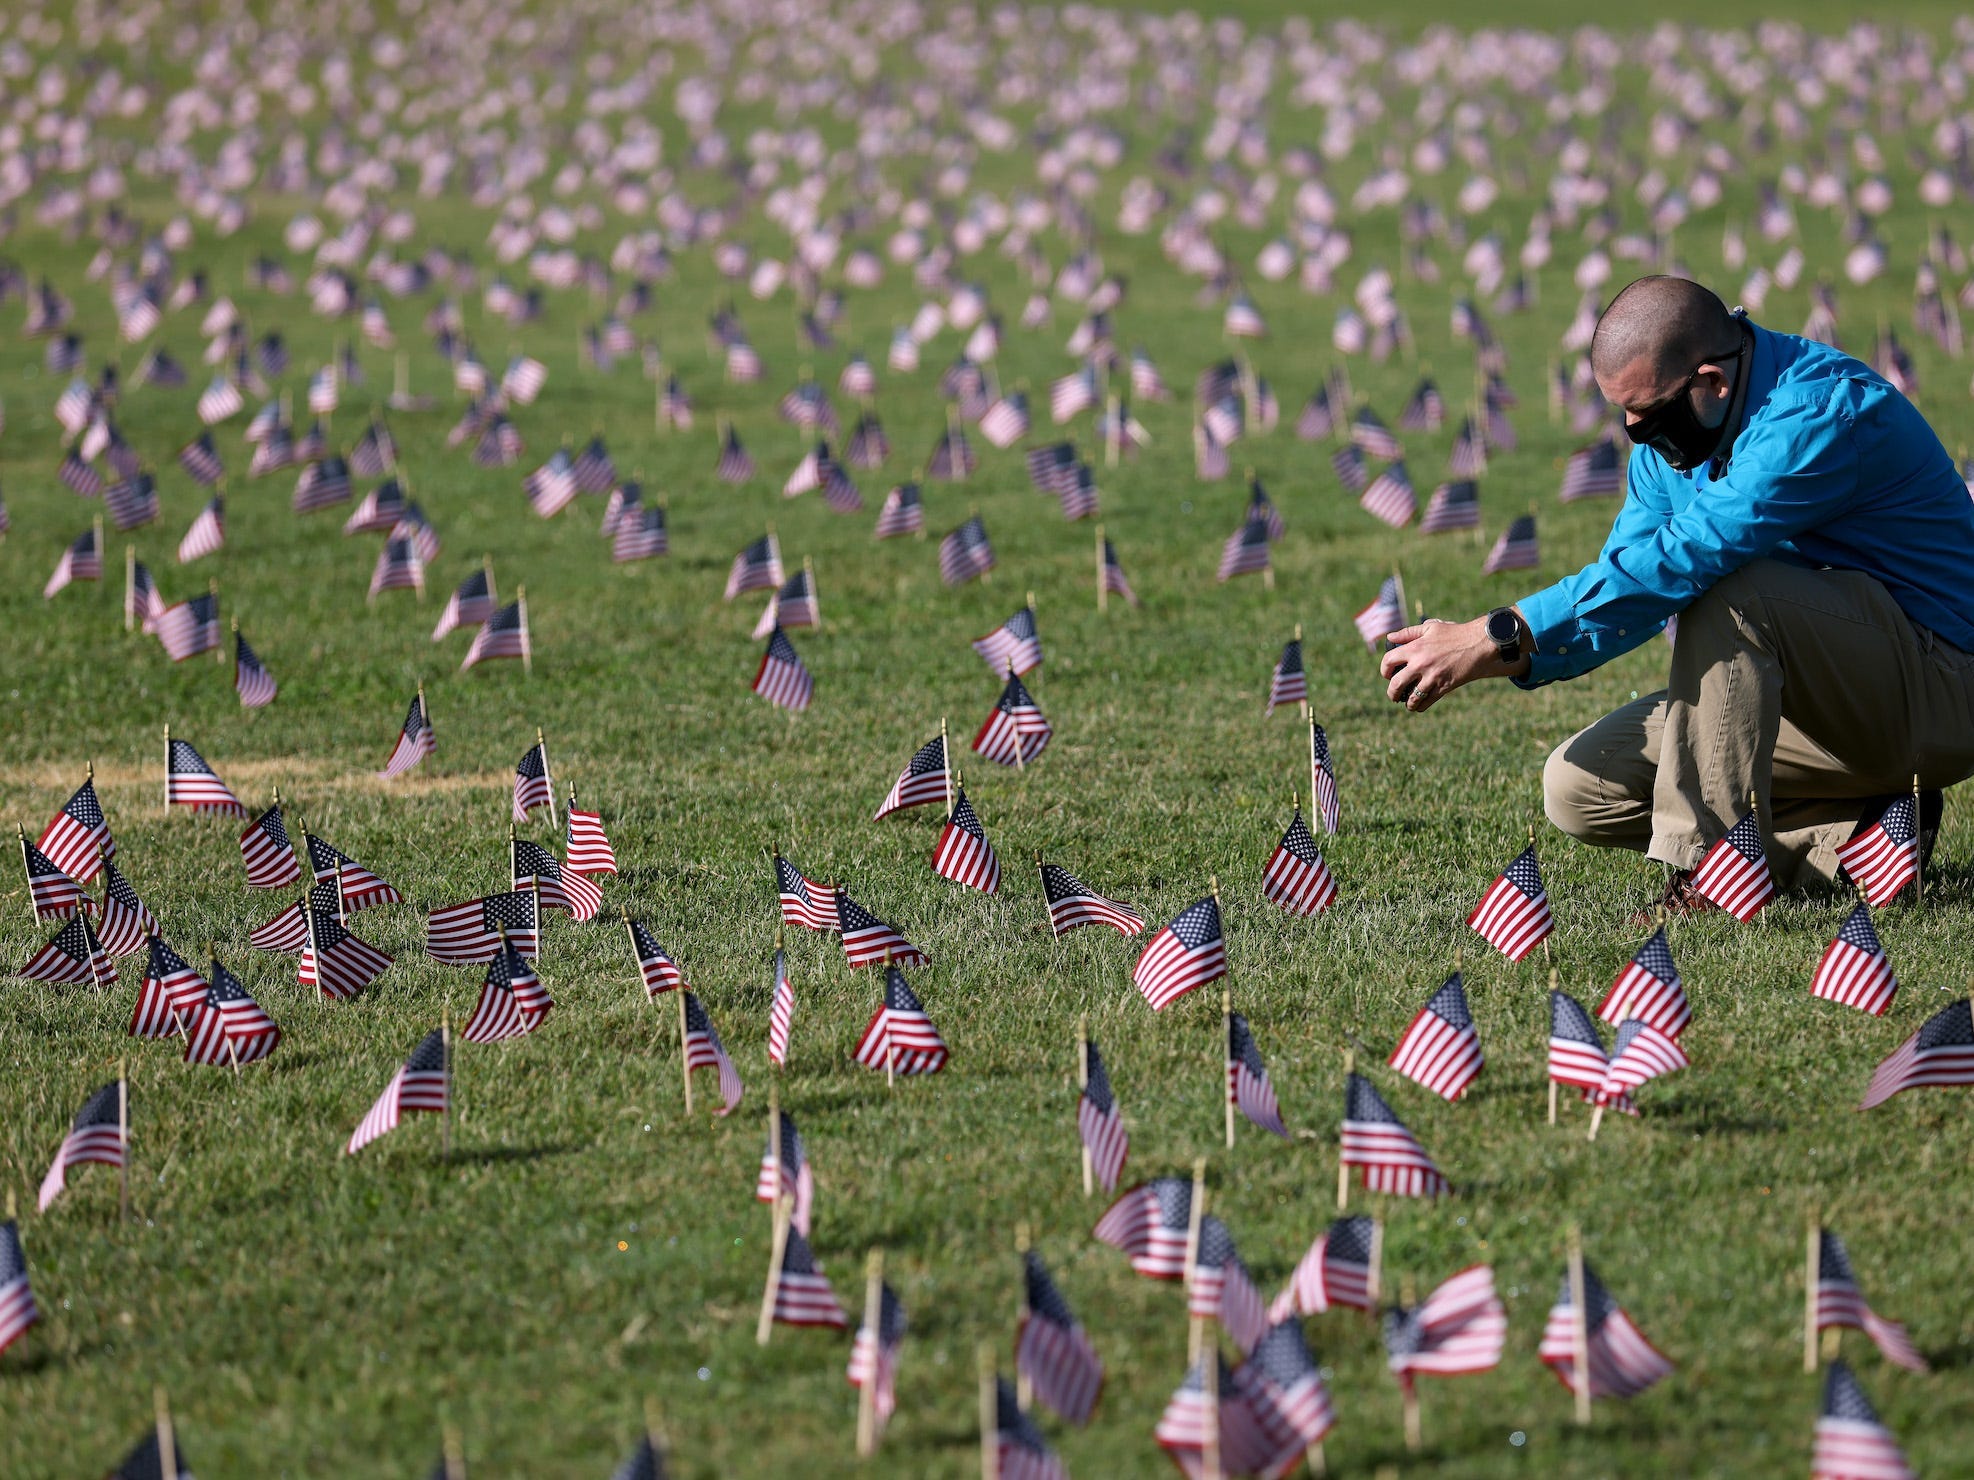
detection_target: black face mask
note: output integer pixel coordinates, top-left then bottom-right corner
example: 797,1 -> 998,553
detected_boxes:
1624,333 -> 1750,472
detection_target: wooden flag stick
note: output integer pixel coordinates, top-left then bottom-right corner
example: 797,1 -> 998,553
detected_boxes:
211,578 -> 224,665
755,1193 -> 791,1346
1222,984 -> 1235,1151
118,1058 -> 129,1223
677,987 -> 694,1116
766,1080 -> 781,1203
977,1342 -> 999,1480
163,722 -> 171,813
1402,1375 -> 1422,1452
856,1247 -> 885,1456
1367,1216 -> 1385,1306
518,584 -> 531,676
620,905 -> 646,1008
1913,773 -> 1924,907
1095,523 -> 1107,612
942,717 -> 954,818
442,1004 -> 453,1160
1078,1012 -> 1093,1196
1804,1216 -> 1821,1372
1568,1225 -> 1592,1426
1548,968 -> 1560,1124
537,727 -> 559,829
1201,1331 -> 1223,1480
1184,1157 -> 1208,1362
1337,1051 -> 1353,1210
124,545 -> 135,631
155,1387 -> 177,1480
1587,1099 -> 1605,1142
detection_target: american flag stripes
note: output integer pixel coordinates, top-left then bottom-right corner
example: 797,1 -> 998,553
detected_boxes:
931,785 -> 1001,894
426,889 -> 539,964
293,456 -> 353,514
1272,1215 -> 1378,1319
233,629 -> 277,709
1017,1250 -> 1104,1426
1389,973 -> 1484,1101
980,389 -> 1031,447
971,606 -> 1043,677
613,505 -> 668,562
624,916 -> 682,997
513,742 -> 553,823
874,735 -> 950,819
1860,997 -> 1974,1109
1812,1361 -> 1914,1480
368,537 -> 424,598
1245,477 -> 1286,542
43,528 -> 102,600
770,1227 -> 848,1329
1539,1259 -> 1674,1400
21,832 -> 90,919
513,837 -> 601,921
301,884 -> 395,1001
104,472 -> 159,533
1595,1021 -> 1689,1106
1689,810 -> 1775,920
1245,1319 -> 1338,1464
1189,1216 -> 1269,1355
182,955 -> 282,1066
132,935 -> 209,1037
716,424 -> 756,483
1353,575 -> 1404,648
774,853 -> 839,934
724,534 -> 783,599
127,558 -> 165,633
756,1108 -> 815,1236
0,1219 -> 38,1360
1227,1012 -> 1289,1138
873,481 -> 923,538
752,626 -> 813,712
973,670 -> 1052,767
1419,478 -> 1482,534
1330,442 -> 1368,493
852,966 -> 948,1075
1078,1036 -> 1130,1193
845,1281 -> 906,1437
1093,1177 -> 1193,1278
461,599 -> 530,670
1836,796 -> 1921,907
432,568 -> 495,641
1154,1351 -> 1285,1480
1217,518 -> 1272,582
95,858 -> 158,956
1816,1229 -> 1929,1373
1812,905 -> 1900,1016
1482,514 -> 1540,574
248,900 -> 310,955
1041,862 -> 1143,938
462,936 -> 551,1043
1342,1072 -> 1447,1198
377,691 -> 435,778
565,804 -> 616,876
305,832 -> 403,911
1261,809 -> 1338,916
1101,536 -> 1137,605
165,738 -> 244,815
1265,636 -> 1305,715
1598,928 -> 1690,1037
1382,1265 -> 1507,1379
938,516 -> 996,586
346,1030 -> 449,1155
1549,991 -> 1621,1105
36,1082 -> 124,1211
1351,406 -> 1403,458
1133,896 -> 1227,1011
1559,437 -> 1625,501
683,991 -> 744,1113
768,947 -> 796,1068
1310,721 -> 1340,835
1467,846 -> 1552,961
156,593 -> 221,662
1360,459 -> 1417,527
18,912 -> 114,987
177,496 -> 224,563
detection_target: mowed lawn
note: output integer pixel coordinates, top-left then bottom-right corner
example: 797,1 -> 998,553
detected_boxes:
4,18 -> 1974,1480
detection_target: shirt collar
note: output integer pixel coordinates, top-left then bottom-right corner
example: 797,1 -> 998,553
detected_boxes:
1710,315 -> 1775,479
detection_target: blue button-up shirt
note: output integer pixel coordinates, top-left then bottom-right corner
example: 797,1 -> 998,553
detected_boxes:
1517,322 -> 1974,686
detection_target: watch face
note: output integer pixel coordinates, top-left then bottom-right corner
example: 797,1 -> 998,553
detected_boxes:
1486,609 -> 1518,647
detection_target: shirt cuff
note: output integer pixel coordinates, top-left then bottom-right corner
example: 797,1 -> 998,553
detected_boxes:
1513,583 -> 1580,690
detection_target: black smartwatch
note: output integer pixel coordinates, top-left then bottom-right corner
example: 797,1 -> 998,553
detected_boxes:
1485,607 -> 1525,663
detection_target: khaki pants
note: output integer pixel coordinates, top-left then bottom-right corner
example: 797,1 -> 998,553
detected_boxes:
1542,558 -> 1974,887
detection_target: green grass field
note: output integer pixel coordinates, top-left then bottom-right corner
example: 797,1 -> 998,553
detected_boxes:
3,5 -> 1974,1475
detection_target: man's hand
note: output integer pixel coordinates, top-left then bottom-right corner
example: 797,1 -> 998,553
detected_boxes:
1379,615 -> 1532,712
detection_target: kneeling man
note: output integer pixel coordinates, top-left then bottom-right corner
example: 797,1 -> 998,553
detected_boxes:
1379,275 -> 1974,911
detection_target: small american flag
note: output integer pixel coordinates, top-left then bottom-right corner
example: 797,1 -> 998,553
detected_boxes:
21,836 -> 89,920
513,837 -> 601,922
1245,476 -> 1286,541
980,389 -> 1031,447
1467,846 -> 1552,961
1389,973 -> 1483,1101
837,890 -> 926,970
565,803 -> 616,876
1244,1319 -> 1337,1463
622,915 -> 681,997
293,456 -> 353,514
1262,808 -> 1337,916
1689,810 -> 1775,920
377,692 -> 434,778
972,606 -> 1042,677
462,937 -> 551,1044
58,451 -> 105,497
852,966 -> 948,1075
846,1282 -> 907,1439
248,900 -> 309,955
1078,1036 -> 1130,1192
104,472 -> 159,532
1383,1265 -> 1506,1379
844,411 -> 889,470
716,424 -> 755,483
1860,997 -> 1974,1109
178,496 -> 224,563
126,559 -> 164,633
679,998 -> 742,1112
182,955 -> 281,1067
1595,1021 -> 1689,1105
1342,1072 -> 1447,1198
1228,1013 -> 1289,1139
725,534 -> 784,600
1538,1259 -> 1675,1399
1549,990 -> 1620,1105
1049,365 -> 1097,423
43,527 -> 103,599
1093,1177 -> 1193,1278
513,742 -> 553,823
305,833 -> 402,911
1026,443 -> 1079,495
426,889 -> 539,964
1812,1362 -> 1914,1480
368,538 -> 424,598
774,852 -> 839,934
1836,795 -> 1920,907
1398,377 -> 1445,432
1133,896 -> 1227,1011
432,569 -> 495,640
1310,722 -> 1340,835
938,516 -> 996,586
1816,1229 -> 1929,1372
1272,1215 -> 1377,1319
95,858 -> 158,957
1189,1216 -> 1269,1354
132,935 -> 208,1037
1329,442 -> 1367,493
167,738 -> 245,815
346,1030 -> 448,1155
0,1219 -> 38,1359
873,481 -> 924,538
772,1227 -> 848,1329
613,506 -> 668,562
1101,536 -> 1138,605
156,593 -> 221,662
571,435 -> 616,494
1154,1351 -> 1278,1479
1559,437 -> 1625,501
1361,459 -> 1417,528
1811,904 -> 1899,1016
752,626 -> 813,711
931,785 -> 1001,894
233,629 -> 276,709
1419,478 -> 1482,534
462,600 -> 529,670
1017,1249 -> 1103,1426
1042,863 -> 1143,938
973,670 -> 1052,767
1598,928 -> 1690,1037
1482,514 -> 1540,573
1350,405 -> 1402,458
1265,636 -> 1305,715
1216,518 -> 1271,582
301,886 -> 395,1001
755,1108 -> 815,1235
1353,575 -> 1404,649
37,776 -> 112,883
37,1081 -> 124,1211
874,734 -> 949,819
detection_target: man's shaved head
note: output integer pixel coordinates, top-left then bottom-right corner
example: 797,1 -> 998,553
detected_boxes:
1590,276 -> 1737,388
